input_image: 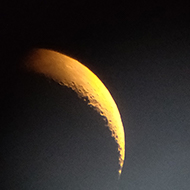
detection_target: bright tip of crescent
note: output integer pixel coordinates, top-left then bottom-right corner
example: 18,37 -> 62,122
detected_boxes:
23,48 -> 125,175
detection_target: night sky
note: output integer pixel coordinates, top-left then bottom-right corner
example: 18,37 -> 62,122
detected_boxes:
1,1 -> 190,189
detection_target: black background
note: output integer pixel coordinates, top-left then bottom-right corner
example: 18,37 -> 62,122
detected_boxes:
1,1 -> 190,189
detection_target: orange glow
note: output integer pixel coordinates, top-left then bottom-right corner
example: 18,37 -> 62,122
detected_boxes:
24,48 -> 125,175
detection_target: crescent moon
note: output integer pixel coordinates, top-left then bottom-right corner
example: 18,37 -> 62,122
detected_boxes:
23,48 -> 125,175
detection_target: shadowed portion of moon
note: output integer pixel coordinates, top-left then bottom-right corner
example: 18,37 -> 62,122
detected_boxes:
23,48 -> 125,174
1,71 -> 120,190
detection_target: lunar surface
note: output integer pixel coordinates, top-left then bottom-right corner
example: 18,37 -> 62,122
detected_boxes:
23,48 -> 125,174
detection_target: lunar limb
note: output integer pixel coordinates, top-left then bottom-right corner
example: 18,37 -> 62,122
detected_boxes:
24,48 -> 125,175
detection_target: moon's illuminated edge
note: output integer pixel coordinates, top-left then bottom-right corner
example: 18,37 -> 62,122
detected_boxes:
23,48 -> 125,175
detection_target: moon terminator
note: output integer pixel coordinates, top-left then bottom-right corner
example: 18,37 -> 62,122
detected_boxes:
24,48 -> 125,175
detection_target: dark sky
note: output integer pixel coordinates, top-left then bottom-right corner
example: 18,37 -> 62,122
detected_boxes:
1,0 -> 190,189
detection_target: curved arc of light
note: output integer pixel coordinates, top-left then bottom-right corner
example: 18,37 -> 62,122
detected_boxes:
24,48 -> 125,174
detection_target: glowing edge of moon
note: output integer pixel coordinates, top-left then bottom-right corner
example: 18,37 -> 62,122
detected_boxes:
23,48 -> 125,175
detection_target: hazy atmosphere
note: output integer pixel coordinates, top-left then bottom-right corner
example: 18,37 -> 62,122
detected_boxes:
1,1 -> 190,189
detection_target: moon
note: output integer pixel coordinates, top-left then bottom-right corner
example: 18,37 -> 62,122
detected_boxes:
23,48 -> 125,175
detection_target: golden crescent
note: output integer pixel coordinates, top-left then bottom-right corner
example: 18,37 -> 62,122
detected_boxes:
23,48 -> 125,175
